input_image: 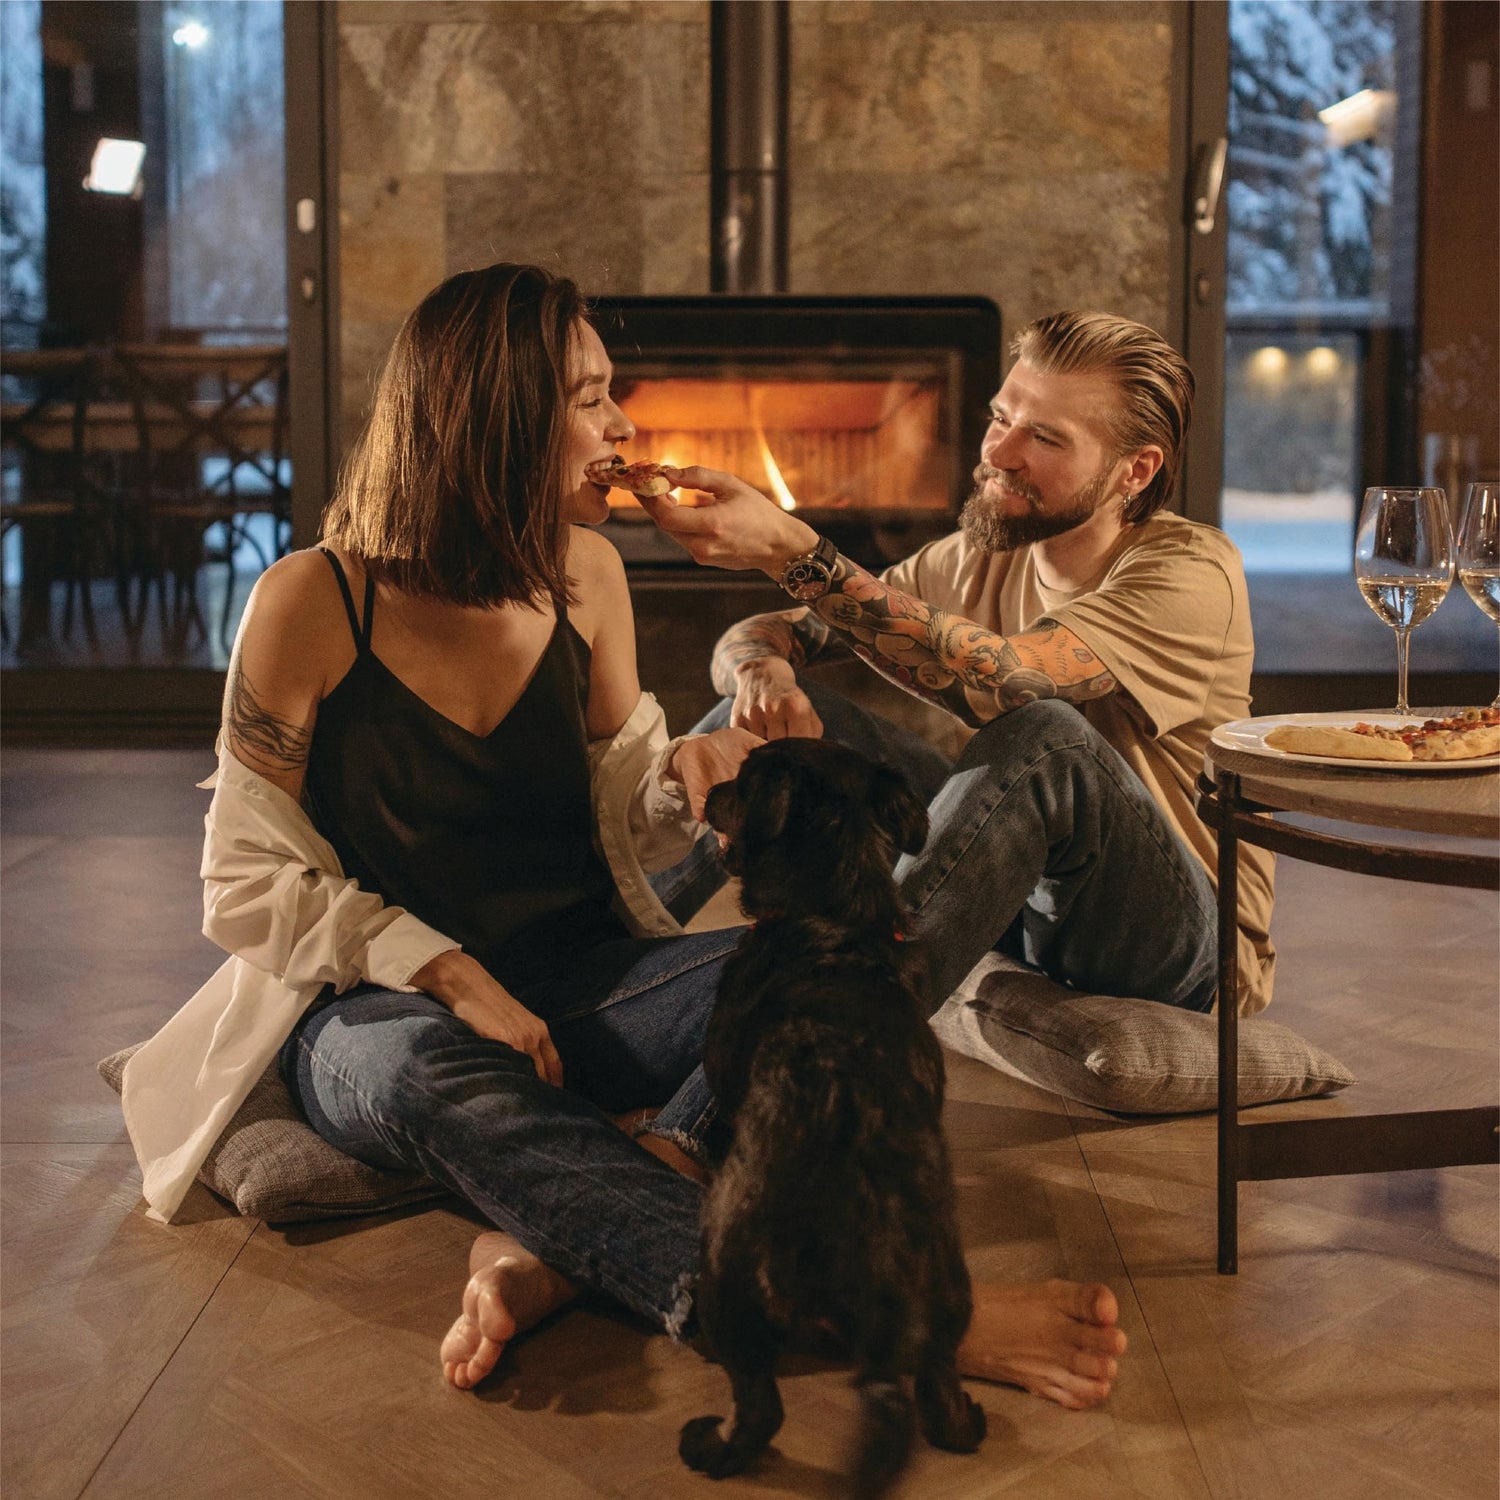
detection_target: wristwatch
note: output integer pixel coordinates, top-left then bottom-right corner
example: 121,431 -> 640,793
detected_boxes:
776,534 -> 839,602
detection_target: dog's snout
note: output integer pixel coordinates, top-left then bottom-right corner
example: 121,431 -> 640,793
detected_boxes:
703,780 -> 736,833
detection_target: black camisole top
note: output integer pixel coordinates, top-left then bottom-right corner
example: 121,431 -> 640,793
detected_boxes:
303,550 -> 628,993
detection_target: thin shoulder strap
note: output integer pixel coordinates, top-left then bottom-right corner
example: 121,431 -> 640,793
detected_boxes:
317,547 -> 374,652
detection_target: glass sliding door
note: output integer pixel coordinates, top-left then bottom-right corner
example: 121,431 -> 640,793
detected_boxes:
0,0 -> 327,739
1218,0 -> 1497,687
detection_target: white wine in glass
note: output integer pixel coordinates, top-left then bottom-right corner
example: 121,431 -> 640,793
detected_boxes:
1456,480 -> 1500,709
1354,486 -> 1454,715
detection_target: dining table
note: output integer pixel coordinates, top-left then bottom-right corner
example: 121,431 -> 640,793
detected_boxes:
3,345 -> 287,651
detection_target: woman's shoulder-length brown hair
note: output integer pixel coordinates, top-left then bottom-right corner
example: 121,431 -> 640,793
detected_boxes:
322,262 -> 589,608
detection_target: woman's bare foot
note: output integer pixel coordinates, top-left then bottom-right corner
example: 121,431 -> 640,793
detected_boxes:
957,1279 -> 1128,1410
439,1231 -> 577,1389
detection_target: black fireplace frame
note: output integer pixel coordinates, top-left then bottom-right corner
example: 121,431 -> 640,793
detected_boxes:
589,293 -> 1002,572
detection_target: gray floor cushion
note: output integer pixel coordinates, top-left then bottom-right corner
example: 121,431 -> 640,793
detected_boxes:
931,951 -> 1355,1115
100,1043 -> 445,1223
103,954 -> 1354,1222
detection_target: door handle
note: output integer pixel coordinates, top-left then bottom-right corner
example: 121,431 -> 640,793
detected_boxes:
1192,136 -> 1228,235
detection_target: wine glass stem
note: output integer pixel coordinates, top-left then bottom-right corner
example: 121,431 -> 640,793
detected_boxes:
1394,626 -> 1412,715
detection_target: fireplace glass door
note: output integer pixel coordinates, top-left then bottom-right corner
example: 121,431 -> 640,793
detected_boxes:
591,297 -> 1000,572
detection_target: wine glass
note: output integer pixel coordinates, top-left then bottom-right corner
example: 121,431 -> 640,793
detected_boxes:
1456,481 -> 1500,709
1354,486 -> 1454,716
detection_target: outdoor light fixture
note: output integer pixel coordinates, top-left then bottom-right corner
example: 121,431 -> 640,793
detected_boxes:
1248,345 -> 1289,384
171,20 -> 209,48
1318,89 -> 1396,148
83,138 -> 146,196
1305,346 -> 1342,379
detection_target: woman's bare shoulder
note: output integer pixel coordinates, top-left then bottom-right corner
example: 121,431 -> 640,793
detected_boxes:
566,524 -> 627,586
566,526 -> 630,619
252,546 -> 339,603
237,548 -> 357,682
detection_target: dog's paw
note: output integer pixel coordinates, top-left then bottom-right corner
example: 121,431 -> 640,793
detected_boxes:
679,1415 -> 735,1477
945,1393 -> 986,1453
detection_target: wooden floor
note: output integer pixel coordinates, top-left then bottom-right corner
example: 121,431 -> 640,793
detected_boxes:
2,747 -> 1496,1500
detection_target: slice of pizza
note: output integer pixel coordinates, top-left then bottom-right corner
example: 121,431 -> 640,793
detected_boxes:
1264,724 -> 1414,761
585,455 -> 675,497
1405,708 -> 1500,761
1264,706 -> 1500,763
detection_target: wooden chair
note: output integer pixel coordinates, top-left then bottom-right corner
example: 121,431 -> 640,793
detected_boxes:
111,342 -> 290,652
0,348 -> 102,648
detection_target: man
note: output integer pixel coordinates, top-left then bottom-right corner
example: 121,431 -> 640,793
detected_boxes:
640,310 -> 1275,1020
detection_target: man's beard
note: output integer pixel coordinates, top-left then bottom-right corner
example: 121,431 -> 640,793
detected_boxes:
960,465 -> 1114,553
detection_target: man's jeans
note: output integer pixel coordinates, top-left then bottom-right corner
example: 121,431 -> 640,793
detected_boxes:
657,683 -> 1218,1015
280,926 -> 742,1338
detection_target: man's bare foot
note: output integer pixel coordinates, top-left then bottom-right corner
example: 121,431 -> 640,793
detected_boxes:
956,1279 -> 1128,1410
439,1231 -> 577,1389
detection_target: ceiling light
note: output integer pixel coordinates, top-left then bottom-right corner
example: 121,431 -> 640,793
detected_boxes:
172,21 -> 209,48
83,138 -> 145,196
1318,89 -> 1396,147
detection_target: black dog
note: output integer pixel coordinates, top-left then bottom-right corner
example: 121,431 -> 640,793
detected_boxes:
680,738 -> 985,1500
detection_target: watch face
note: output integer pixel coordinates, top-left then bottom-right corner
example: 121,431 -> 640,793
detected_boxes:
779,536 -> 838,601
781,558 -> 833,601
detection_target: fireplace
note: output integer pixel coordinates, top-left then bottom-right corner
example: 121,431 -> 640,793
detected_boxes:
590,295 -> 1001,573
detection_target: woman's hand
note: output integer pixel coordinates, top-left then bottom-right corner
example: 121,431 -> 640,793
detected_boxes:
411,950 -> 564,1088
637,466 -> 819,576
729,657 -> 824,740
668,726 -> 765,820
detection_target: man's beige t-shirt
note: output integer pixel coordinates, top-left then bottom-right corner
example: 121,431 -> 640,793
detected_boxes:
881,514 -> 1276,1015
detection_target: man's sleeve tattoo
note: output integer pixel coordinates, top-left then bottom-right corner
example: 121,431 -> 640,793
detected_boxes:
811,556 -> 1117,726
709,609 -> 832,696
224,660 -> 313,774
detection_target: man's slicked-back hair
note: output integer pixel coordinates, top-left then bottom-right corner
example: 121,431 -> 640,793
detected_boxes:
322,262 -> 589,607
1012,311 -> 1195,522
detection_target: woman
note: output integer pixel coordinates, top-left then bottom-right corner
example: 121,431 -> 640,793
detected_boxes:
123,264 -> 1126,1408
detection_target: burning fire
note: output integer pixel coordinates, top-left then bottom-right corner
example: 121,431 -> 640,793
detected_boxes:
750,390 -> 798,510
602,375 -> 947,517
755,433 -> 798,511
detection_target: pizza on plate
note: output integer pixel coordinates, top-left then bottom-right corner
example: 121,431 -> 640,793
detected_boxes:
1263,707 -> 1500,763
585,455 -> 675,497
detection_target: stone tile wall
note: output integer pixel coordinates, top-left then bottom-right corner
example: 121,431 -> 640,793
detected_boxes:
336,0 -> 1175,441
337,0 -> 710,442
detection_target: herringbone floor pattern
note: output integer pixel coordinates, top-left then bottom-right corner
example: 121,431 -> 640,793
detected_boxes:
2,747 -> 1495,1499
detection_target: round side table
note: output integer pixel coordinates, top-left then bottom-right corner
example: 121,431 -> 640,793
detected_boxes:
1197,744 -> 1499,1273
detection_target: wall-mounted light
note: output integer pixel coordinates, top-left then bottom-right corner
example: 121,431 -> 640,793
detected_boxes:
171,20 -> 209,48
1247,345 -> 1289,385
83,138 -> 146,197
1318,89 -> 1397,148
1305,346 -> 1342,380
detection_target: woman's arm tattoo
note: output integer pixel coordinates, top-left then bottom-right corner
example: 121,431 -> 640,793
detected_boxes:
811,557 -> 1117,726
223,660 -> 314,775
709,608 -> 833,696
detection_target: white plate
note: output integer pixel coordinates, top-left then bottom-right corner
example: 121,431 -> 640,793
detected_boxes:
1210,711 -> 1500,772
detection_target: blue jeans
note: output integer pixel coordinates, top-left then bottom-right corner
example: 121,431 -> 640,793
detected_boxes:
280,926 -> 743,1338
657,683 -> 1218,1014
895,698 -> 1218,1014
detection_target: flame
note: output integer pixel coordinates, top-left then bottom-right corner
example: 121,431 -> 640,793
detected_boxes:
750,400 -> 798,511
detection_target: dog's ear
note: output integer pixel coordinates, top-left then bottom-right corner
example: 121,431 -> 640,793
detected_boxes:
739,758 -> 796,849
870,764 -> 929,855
